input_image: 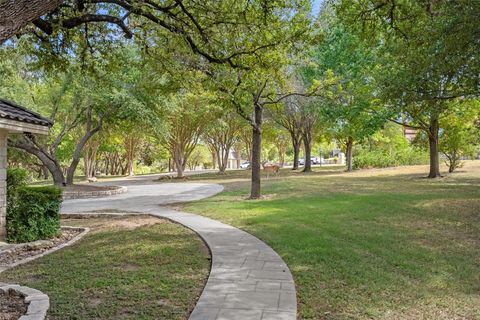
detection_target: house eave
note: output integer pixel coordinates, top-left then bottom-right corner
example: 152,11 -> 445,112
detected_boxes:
0,118 -> 50,135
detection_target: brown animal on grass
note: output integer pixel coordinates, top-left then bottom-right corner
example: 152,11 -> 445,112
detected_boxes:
263,164 -> 280,179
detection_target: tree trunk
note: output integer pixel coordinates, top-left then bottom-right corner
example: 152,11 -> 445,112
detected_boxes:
345,137 -> 354,172
41,165 -> 49,180
428,115 -> 441,178
250,103 -> 263,199
278,147 -> 285,167
174,149 -> 184,178
128,159 -> 134,176
291,133 -> 301,170
84,154 -> 92,178
66,158 -> 80,185
176,162 -> 184,178
10,138 -> 65,185
302,133 -> 312,173
104,157 -> 110,176
218,144 -> 231,173
50,166 -> 65,185
0,0 -> 63,43
66,134 -> 93,184
216,149 -> 223,172
66,129 -> 102,184
84,146 -> 97,178
125,137 -> 136,176
211,150 -> 216,170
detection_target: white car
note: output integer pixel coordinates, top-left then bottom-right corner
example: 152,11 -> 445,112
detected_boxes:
239,161 -> 251,169
299,158 -> 317,166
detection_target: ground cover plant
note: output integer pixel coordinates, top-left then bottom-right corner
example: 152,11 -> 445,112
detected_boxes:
184,161 -> 480,319
0,215 -> 210,320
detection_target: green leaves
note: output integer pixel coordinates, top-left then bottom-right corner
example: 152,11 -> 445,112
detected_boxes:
439,100 -> 480,172
304,14 -> 385,144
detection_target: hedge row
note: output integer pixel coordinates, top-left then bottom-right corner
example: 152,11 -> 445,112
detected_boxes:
353,149 -> 429,170
6,169 -> 63,243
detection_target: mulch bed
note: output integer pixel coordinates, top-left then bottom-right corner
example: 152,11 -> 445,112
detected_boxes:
0,291 -> 27,320
0,228 -> 82,266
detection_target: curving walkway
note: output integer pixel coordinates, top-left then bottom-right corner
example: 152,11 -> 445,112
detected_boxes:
62,178 -> 297,320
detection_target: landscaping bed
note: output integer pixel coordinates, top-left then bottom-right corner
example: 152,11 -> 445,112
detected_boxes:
0,228 -> 82,267
0,290 -> 27,320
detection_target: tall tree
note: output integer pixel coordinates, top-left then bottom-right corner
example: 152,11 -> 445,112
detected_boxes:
439,101 -> 480,173
338,0 -> 480,177
204,111 -> 244,173
306,19 -> 384,172
157,91 -> 214,178
270,96 -> 304,170
192,1 -> 313,198
2,64 -> 106,185
299,98 -> 321,173
3,0 -> 315,198
2,44 -> 152,184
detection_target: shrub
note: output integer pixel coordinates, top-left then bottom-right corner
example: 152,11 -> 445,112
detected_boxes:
7,186 -> 63,243
6,168 -> 28,196
6,168 -> 28,233
353,148 -> 428,169
352,123 -> 430,170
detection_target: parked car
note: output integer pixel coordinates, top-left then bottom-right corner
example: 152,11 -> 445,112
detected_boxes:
299,158 -> 319,166
239,161 -> 251,169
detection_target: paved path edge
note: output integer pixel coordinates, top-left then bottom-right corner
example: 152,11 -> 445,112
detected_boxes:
62,183 -> 298,320
152,208 -> 298,320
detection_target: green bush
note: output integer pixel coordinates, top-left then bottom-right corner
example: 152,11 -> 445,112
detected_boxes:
6,168 -> 28,233
352,123 -> 430,170
7,186 -> 63,243
353,149 -> 428,169
6,168 -> 28,196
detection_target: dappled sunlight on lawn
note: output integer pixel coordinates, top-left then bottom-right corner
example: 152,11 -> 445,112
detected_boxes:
184,161 -> 480,319
0,216 -> 210,320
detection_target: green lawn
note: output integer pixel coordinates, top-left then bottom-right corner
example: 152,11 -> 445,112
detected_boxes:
184,162 -> 480,319
0,216 -> 210,320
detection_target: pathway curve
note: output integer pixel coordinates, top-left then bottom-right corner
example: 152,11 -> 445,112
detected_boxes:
61,178 -> 297,320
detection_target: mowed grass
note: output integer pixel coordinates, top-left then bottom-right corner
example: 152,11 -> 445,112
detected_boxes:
0,216 -> 210,320
183,162 -> 480,319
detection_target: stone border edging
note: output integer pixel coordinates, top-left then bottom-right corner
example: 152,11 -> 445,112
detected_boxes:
0,226 -> 90,273
63,186 -> 127,200
0,284 -> 50,320
0,226 -> 90,320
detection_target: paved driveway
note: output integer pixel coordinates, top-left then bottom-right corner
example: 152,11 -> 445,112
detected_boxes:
62,180 -> 223,213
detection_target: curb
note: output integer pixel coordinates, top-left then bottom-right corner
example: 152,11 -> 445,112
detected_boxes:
0,284 -> 49,320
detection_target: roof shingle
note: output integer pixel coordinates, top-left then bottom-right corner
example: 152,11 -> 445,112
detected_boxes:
0,99 -> 53,127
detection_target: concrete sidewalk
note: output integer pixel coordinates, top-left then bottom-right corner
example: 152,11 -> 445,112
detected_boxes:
62,181 -> 297,320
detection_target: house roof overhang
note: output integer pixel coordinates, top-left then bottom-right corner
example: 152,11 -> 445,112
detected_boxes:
0,99 -> 53,135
